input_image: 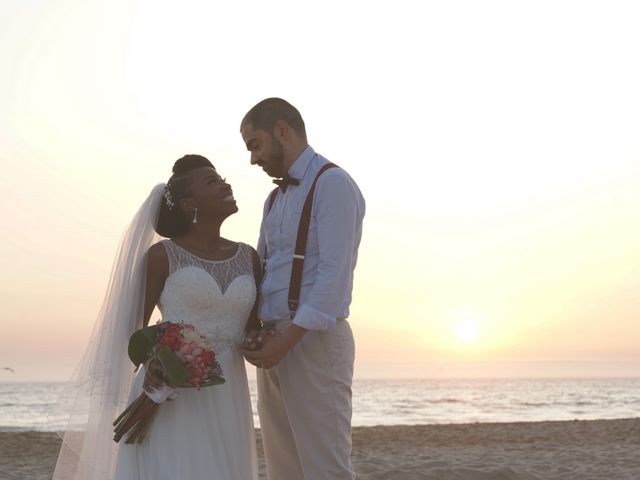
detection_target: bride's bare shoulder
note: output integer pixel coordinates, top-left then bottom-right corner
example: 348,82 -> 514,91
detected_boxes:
147,241 -> 168,257
147,242 -> 169,276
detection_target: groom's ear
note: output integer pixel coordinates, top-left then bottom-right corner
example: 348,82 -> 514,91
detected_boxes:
273,119 -> 290,141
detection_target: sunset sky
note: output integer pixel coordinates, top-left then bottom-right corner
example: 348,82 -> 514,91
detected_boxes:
1,0 -> 639,381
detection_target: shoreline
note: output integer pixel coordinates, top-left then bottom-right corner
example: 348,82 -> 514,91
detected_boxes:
3,375 -> 640,383
1,418 -> 639,479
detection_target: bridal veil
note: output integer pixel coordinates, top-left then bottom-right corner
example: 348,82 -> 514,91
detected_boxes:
51,184 -> 164,479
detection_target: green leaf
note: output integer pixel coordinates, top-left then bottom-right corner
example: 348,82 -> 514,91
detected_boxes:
199,375 -> 226,387
157,346 -> 190,387
128,325 -> 161,367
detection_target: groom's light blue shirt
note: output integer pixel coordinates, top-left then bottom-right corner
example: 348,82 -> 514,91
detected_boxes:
257,146 -> 366,331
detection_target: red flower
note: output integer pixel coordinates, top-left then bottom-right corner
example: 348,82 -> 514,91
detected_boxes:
159,324 -> 183,350
200,351 -> 215,365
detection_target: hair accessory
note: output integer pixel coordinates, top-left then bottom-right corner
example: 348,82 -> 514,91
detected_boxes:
192,207 -> 198,224
163,186 -> 175,210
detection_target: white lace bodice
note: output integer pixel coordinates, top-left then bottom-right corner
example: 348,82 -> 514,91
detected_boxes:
157,240 -> 256,353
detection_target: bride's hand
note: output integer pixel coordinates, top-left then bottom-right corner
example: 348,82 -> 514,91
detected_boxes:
241,325 -> 306,369
143,358 -> 165,392
241,329 -> 261,351
242,327 -> 275,351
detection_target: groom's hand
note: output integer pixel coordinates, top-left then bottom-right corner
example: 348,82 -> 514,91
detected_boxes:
241,329 -> 262,351
241,325 -> 307,369
242,327 -> 275,351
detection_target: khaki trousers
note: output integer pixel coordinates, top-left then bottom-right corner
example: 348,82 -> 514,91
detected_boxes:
257,319 -> 356,480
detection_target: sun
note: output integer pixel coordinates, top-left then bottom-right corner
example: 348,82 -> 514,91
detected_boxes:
450,308 -> 482,344
455,319 -> 480,343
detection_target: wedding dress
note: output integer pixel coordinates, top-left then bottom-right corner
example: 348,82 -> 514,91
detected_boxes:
114,240 -> 259,480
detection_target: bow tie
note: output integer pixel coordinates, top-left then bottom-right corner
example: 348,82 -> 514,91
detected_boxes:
273,176 -> 300,192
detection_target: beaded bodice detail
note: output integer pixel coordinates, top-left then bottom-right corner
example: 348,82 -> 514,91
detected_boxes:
157,240 -> 256,354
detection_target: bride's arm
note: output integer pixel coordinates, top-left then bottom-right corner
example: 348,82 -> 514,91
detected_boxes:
245,247 -> 263,334
142,243 -> 169,328
141,243 -> 169,391
242,247 -> 265,351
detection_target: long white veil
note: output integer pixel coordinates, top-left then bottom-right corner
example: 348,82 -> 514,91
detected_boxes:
51,184 -> 165,479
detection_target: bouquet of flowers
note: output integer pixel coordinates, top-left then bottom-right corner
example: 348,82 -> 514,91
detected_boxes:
113,322 -> 224,444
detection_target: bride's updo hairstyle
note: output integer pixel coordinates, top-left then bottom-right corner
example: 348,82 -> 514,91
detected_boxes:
156,154 -> 214,238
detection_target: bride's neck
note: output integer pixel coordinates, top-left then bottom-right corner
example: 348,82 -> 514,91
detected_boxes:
183,221 -> 223,252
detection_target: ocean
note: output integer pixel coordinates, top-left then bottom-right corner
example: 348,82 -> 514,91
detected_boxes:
0,377 -> 638,432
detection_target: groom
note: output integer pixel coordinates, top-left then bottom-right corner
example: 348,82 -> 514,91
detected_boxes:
240,98 -> 365,480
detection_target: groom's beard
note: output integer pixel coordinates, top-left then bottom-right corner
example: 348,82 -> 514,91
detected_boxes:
264,136 -> 286,178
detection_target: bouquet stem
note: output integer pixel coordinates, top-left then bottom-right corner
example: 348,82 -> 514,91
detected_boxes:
113,393 -> 146,428
113,393 -> 158,444
125,400 -> 159,443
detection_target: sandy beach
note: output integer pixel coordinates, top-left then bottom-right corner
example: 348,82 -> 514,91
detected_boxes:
1,419 -> 638,480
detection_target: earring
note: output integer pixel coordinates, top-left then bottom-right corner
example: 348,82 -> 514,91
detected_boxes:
192,207 -> 198,224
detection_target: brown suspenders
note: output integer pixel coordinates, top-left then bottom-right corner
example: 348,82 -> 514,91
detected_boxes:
264,163 -> 338,320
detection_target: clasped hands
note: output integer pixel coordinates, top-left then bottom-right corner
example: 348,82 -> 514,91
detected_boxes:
240,324 -> 307,369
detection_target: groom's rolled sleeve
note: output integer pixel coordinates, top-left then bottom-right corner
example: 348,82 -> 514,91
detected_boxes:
292,172 -> 361,331
292,304 -> 337,331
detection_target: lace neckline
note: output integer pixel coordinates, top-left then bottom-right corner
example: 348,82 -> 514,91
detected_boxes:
168,240 -> 242,264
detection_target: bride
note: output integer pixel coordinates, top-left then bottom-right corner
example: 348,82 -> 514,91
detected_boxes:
53,155 -> 260,479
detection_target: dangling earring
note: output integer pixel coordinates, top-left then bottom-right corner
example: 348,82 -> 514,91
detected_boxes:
192,207 -> 198,224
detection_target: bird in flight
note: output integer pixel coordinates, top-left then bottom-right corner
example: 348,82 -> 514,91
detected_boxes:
2,367 -> 15,373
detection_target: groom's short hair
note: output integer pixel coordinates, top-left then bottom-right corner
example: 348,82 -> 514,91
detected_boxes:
241,98 -> 306,140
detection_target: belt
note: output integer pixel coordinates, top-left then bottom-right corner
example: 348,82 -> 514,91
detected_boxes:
263,317 -> 345,323
262,317 -> 346,331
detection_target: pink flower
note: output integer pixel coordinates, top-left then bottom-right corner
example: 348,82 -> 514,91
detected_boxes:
200,351 -> 215,364
159,324 -> 183,350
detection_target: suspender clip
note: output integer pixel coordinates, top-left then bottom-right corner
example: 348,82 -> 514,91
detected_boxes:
288,300 -> 299,320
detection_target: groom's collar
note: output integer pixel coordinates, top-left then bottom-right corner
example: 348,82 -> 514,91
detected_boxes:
287,145 -> 316,181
